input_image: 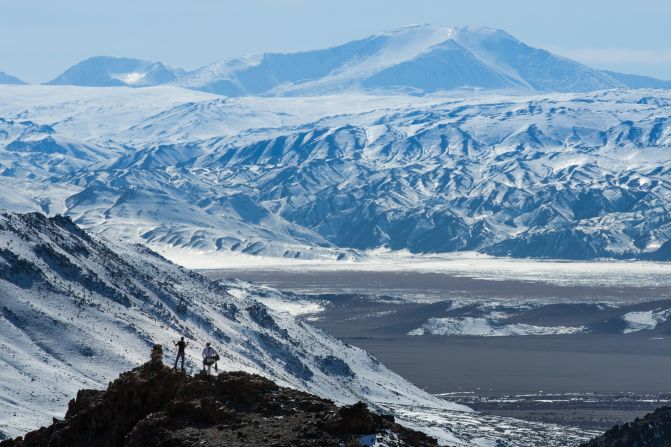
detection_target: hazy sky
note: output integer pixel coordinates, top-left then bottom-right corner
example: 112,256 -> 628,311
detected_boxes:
2,0 -> 670,83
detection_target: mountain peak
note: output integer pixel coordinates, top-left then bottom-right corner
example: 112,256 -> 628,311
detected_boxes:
375,23 -> 511,40
452,24 -> 516,39
46,56 -> 184,87
376,23 -> 454,37
174,24 -> 632,96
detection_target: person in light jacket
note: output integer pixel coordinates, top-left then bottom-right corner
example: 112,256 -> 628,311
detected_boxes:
202,342 -> 219,374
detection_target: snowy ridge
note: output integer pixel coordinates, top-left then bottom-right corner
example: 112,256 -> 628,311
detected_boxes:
0,86 -> 670,261
175,24 -> 628,96
0,211 -> 597,446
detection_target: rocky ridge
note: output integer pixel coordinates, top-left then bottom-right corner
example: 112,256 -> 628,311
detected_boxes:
580,406 -> 671,447
0,345 -> 437,447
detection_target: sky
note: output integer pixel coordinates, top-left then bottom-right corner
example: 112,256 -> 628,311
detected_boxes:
1,0 -> 670,84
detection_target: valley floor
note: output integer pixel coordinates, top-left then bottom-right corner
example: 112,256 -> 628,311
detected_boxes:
203,265 -> 671,435
449,391 -> 671,431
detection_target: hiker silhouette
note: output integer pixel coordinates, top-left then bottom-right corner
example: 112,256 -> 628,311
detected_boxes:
173,336 -> 188,371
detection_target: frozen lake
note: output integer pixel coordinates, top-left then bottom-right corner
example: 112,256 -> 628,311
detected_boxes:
201,262 -> 671,305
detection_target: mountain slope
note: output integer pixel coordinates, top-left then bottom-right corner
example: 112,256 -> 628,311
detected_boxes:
0,211 -> 463,441
601,70 -> 671,89
0,71 -> 26,85
0,211 -> 598,446
175,24 -> 629,95
47,57 -> 184,87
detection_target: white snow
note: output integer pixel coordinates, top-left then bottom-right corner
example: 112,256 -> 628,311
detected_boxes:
111,71 -> 146,85
622,309 -> 671,333
190,249 -> 671,290
408,317 -> 585,336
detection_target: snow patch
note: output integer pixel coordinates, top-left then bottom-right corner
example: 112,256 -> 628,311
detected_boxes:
110,72 -> 146,85
622,309 -> 671,334
408,317 -> 586,336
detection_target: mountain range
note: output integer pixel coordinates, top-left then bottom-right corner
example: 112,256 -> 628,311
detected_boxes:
0,86 -> 670,261
0,24 -> 669,262
7,25 -> 671,93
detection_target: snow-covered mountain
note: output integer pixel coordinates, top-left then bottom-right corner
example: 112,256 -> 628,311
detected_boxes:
0,86 -> 669,261
0,211 -> 592,446
42,26 -> 670,95
0,71 -> 26,85
174,25 -> 664,96
0,211 -> 460,437
47,56 -> 185,87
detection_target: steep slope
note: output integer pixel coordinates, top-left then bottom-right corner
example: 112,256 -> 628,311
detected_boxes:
175,24 -> 628,95
0,347 -> 438,447
0,211 -> 465,436
450,26 -> 619,92
47,57 -> 184,87
0,71 -> 26,85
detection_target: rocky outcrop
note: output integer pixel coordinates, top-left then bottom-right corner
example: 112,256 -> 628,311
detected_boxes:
0,345 -> 437,447
581,406 -> 671,447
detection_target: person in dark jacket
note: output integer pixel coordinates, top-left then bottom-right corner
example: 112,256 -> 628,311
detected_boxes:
173,336 -> 188,370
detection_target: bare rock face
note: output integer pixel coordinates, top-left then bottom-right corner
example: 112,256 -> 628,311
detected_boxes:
1,346 -> 437,447
581,407 -> 671,447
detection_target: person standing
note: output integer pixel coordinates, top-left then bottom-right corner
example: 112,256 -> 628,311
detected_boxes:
202,342 -> 219,374
173,336 -> 188,371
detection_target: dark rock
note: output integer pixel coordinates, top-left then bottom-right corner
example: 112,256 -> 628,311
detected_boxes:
3,348 -> 437,447
316,355 -> 355,378
581,406 -> 671,447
